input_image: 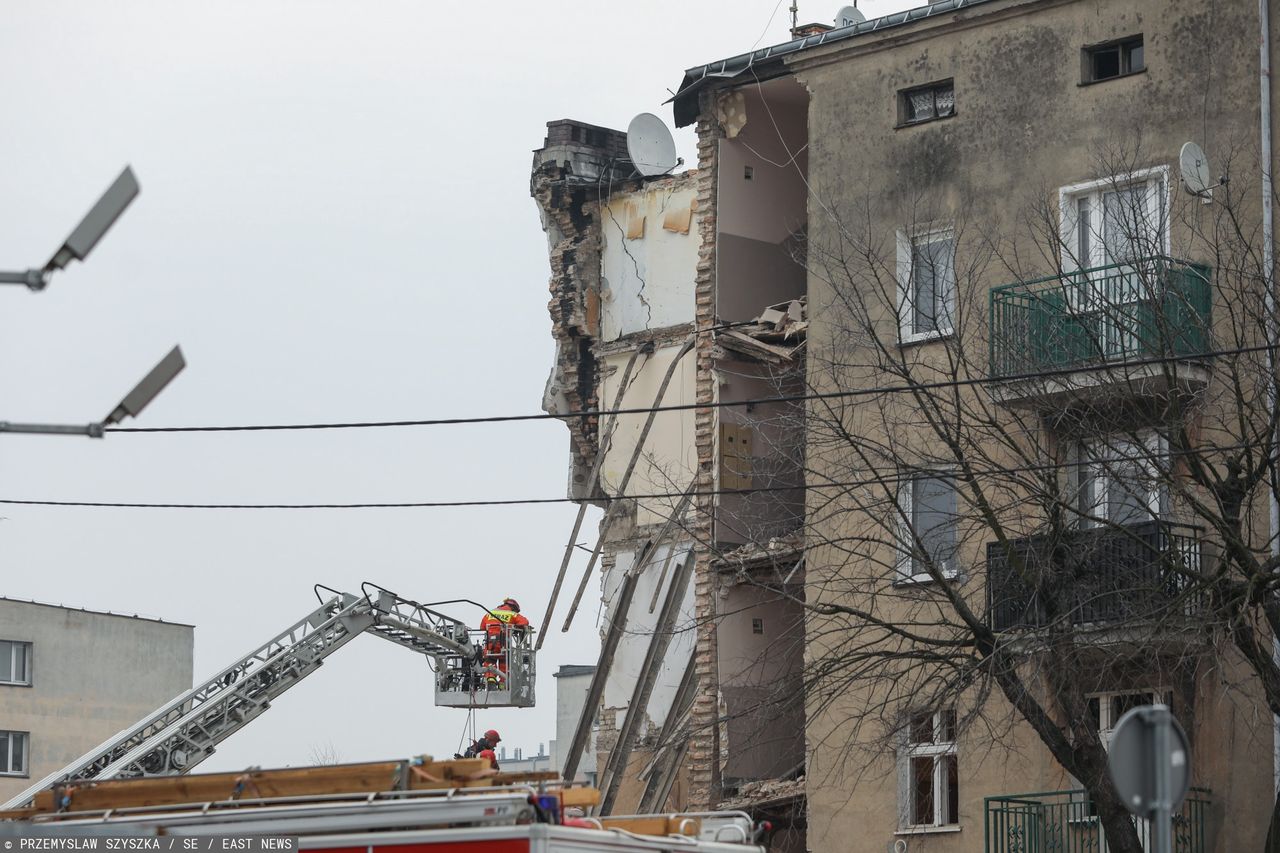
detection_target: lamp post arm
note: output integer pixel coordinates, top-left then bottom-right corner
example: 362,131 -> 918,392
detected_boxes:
0,421 -> 104,438
0,270 -> 47,290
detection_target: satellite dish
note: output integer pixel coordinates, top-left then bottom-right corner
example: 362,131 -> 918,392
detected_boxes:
627,113 -> 679,177
1180,142 -> 1213,196
835,5 -> 866,27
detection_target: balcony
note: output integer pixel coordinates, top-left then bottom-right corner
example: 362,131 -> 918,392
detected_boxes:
986,788 -> 1211,853
989,257 -> 1211,406
987,520 -> 1204,633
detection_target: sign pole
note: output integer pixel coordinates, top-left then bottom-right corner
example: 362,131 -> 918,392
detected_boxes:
1148,705 -> 1173,853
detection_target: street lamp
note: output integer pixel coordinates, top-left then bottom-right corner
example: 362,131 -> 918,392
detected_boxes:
0,166 -> 140,291
0,345 -> 186,438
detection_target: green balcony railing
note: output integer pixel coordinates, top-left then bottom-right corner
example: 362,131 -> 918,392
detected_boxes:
985,788 -> 1211,853
989,257 -> 1212,380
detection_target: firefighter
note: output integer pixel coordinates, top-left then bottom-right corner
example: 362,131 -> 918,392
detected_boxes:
479,598 -> 530,685
459,729 -> 501,763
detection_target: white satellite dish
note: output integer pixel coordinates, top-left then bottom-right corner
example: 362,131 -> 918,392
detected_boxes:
835,5 -> 866,27
1179,141 -> 1213,196
627,113 -> 679,177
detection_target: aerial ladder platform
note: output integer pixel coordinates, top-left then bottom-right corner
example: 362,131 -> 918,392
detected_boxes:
1,583 -> 535,811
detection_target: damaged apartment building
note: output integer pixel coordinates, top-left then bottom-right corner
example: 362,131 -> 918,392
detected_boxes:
534,0 -> 1280,851
531,111 -> 808,847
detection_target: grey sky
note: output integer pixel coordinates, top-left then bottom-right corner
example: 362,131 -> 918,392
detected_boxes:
0,0 -> 913,770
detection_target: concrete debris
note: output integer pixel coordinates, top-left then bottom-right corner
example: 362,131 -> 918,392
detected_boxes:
715,298 -> 808,364
716,776 -> 806,811
712,533 -> 804,571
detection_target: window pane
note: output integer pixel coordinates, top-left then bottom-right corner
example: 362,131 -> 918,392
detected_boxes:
0,642 -> 11,683
1076,197 -> 1092,266
1092,47 -> 1121,80
911,237 -> 954,334
908,89 -> 935,122
934,85 -> 955,116
1103,185 -> 1150,264
0,732 -> 8,773
1127,42 -> 1144,72
1087,697 -> 1102,731
913,475 -> 956,573
11,733 -> 22,774
943,754 -> 959,824
911,242 -> 936,333
911,757 -> 934,824
14,644 -> 27,683
938,709 -> 957,742
1110,692 -> 1149,727
1107,458 -> 1153,523
910,712 -> 934,745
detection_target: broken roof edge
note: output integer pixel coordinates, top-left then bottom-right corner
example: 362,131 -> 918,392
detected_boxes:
670,0 -> 1001,127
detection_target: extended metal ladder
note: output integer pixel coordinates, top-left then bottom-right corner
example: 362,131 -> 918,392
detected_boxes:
2,584 -> 535,811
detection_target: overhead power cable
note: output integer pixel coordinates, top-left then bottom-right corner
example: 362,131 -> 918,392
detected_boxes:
0,439 -> 1262,510
103,341 -> 1280,435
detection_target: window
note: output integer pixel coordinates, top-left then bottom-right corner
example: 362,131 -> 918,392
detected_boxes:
1089,690 -> 1169,743
897,473 -> 959,582
1062,171 -> 1167,270
902,709 -> 958,828
897,229 -> 956,342
899,80 -> 955,125
1077,432 -> 1164,526
1059,171 -> 1170,361
0,730 -> 27,776
0,641 -> 31,686
1084,36 -> 1144,83
751,618 -> 764,635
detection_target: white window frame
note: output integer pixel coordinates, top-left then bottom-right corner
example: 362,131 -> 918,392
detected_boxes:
896,473 -> 960,583
1076,430 -> 1166,526
0,730 -> 28,776
0,640 -> 32,686
897,226 -> 956,343
1059,167 -> 1170,273
900,709 -> 959,830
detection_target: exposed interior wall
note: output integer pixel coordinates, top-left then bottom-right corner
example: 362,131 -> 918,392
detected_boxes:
599,346 -> 697,526
715,359 -> 805,546
716,78 -> 809,323
600,181 -> 699,341
599,543 -> 697,731
719,581 -> 805,784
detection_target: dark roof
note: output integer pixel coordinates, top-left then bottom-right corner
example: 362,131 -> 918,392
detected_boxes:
670,0 -> 1000,127
554,664 -> 597,678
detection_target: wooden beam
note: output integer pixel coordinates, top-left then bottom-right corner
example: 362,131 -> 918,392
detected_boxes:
28,757 -> 493,814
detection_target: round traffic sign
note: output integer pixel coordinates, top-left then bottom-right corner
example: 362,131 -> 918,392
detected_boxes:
1107,704 -> 1190,817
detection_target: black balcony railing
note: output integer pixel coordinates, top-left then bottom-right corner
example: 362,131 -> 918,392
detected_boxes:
987,520 -> 1204,632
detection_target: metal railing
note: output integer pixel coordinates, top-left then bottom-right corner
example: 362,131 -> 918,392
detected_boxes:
989,257 -> 1212,379
985,788 -> 1211,853
987,520 -> 1204,632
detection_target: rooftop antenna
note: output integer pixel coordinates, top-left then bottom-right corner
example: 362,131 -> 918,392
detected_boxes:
790,1 -> 799,34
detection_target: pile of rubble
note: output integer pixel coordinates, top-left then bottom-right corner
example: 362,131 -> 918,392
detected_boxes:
717,776 -> 806,810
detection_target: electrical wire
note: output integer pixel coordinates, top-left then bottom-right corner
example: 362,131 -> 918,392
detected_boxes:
102,341 -> 1280,435
0,439 -> 1262,510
